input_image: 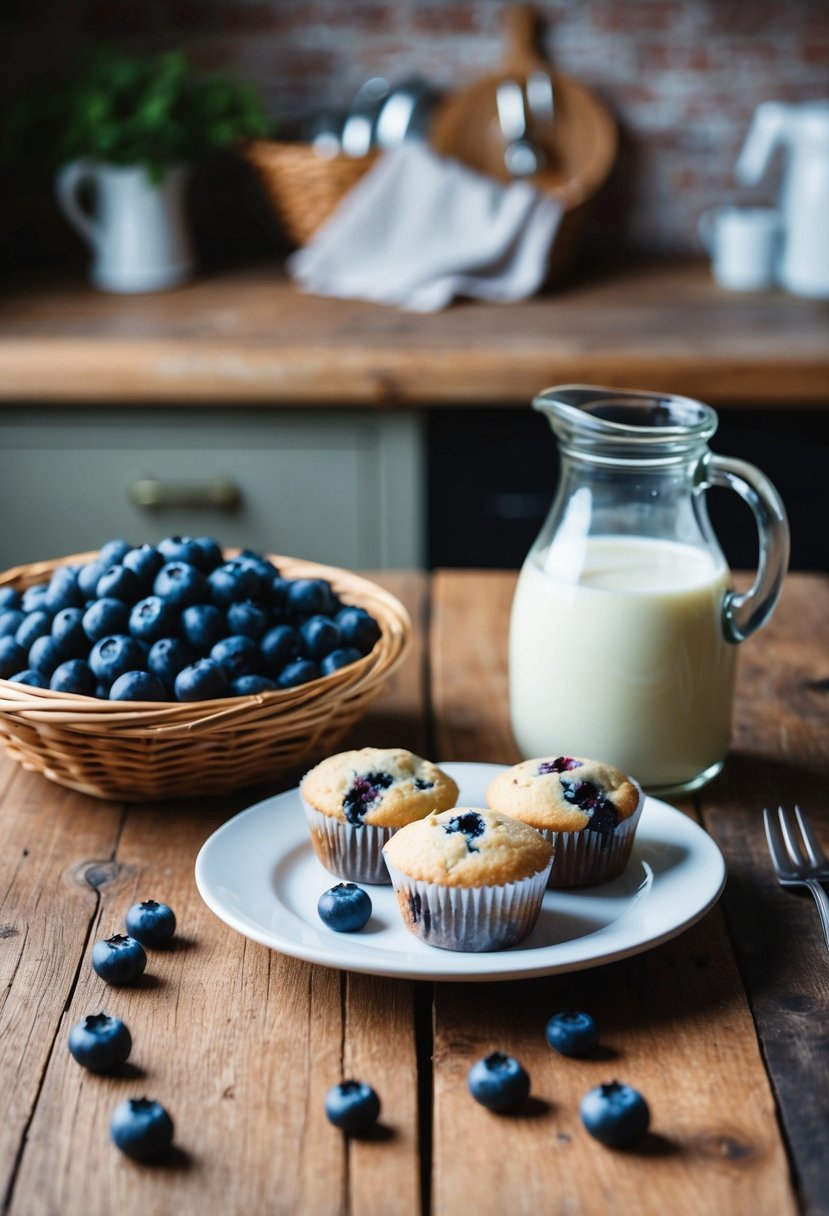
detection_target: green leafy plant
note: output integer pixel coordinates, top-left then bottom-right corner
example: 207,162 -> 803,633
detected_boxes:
59,48 -> 268,180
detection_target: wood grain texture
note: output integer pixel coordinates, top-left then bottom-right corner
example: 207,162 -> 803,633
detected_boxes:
428,568 -> 799,1216
1,262 -> 827,405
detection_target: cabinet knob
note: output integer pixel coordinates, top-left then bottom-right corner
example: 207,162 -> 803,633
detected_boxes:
129,477 -> 242,511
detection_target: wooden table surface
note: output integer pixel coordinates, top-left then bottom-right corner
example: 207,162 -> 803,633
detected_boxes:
2,260 -> 828,405
1,569 -> 828,1216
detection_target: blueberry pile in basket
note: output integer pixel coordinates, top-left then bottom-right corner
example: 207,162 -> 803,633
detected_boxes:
0,537 -> 381,702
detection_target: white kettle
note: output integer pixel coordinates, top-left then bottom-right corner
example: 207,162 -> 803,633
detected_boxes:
735,100 -> 829,299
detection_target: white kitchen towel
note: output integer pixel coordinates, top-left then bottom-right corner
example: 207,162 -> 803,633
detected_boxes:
286,141 -> 564,312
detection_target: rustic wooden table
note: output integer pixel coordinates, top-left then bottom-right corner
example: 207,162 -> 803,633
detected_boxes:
1,569 -> 827,1216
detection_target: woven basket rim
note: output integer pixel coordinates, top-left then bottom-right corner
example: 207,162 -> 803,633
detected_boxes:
0,550 -> 411,737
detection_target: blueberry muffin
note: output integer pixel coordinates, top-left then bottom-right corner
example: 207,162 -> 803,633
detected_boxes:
382,807 -> 553,951
486,756 -> 643,888
300,747 -> 459,884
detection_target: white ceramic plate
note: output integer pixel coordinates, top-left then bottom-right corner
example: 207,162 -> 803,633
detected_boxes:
195,762 -> 726,982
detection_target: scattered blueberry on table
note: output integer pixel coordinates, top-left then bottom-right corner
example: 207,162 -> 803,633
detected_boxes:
325,1080 -> 381,1134
125,900 -> 177,947
546,1011 -> 599,1058
67,1012 -> 132,1073
2,536 -> 382,702
467,1052 -> 531,1113
579,1081 -> 650,1147
317,883 -> 373,933
110,1097 -> 175,1162
91,934 -> 147,985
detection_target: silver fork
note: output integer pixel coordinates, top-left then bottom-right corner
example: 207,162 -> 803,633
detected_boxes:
763,804 -> 829,951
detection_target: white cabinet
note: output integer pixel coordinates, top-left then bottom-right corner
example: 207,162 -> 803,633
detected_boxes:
0,408 -> 425,571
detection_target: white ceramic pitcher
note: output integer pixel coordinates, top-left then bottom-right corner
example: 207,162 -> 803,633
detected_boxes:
735,100 -> 829,299
55,160 -> 195,293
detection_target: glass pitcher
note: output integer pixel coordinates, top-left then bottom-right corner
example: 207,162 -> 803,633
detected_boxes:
508,385 -> 790,795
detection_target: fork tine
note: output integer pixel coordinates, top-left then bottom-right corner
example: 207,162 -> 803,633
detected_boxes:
793,804 -> 829,868
776,804 -> 807,867
763,806 -> 792,874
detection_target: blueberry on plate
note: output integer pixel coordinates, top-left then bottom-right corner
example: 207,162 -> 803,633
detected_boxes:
335,606 -> 381,654
153,561 -> 208,609
82,597 -> 130,643
580,1081 -> 650,1147
299,615 -> 341,660
546,1011 -> 599,1058
277,659 -> 320,689
180,603 -> 225,652
109,670 -> 168,702
321,647 -> 363,676
174,657 -> 229,702
467,1052 -> 530,1113
324,1080 -> 381,1134
50,659 -> 96,696
91,934 -> 147,985
0,636 -> 28,680
68,1012 -> 132,1073
110,1097 -> 174,1162
96,564 -> 142,605
318,883 -> 372,932
125,899 -> 177,946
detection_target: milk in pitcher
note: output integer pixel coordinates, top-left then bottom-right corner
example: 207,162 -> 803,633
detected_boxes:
509,535 -> 737,790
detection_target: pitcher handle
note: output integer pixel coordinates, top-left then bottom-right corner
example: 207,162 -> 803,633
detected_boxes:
703,453 -> 790,643
55,159 -> 101,250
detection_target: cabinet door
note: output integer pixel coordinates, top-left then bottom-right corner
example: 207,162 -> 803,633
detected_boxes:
0,408 -> 424,570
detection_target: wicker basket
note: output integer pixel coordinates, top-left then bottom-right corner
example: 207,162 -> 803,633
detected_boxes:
245,138 -> 378,247
0,552 -> 411,802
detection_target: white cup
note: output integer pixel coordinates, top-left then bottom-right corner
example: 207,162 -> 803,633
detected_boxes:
698,205 -> 781,291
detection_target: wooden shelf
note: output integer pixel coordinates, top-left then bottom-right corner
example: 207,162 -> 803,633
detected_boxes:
1,258 -> 827,405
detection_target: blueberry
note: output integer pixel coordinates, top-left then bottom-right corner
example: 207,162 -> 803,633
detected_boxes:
546,1011 -> 599,1058
444,811 -> 486,850
174,657 -> 229,701
148,637 -> 193,686
98,539 -> 133,566
538,756 -> 583,775
77,558 -> 110,600
335,606 -> 381,654
110,1097 -> 174,1162
122,544 -> 165,590
276,659 -> 320,689
125,899 -> 176,946
82,597 -> 130,642
180,603 -> 225,652
157,535 -> 204,568
342,771 -> 394,825
44,566 -> 83,612
96,564 -> 142,604
269,575 -> 291,610
561,779 -> 619,833
580,1081 -> 650,1147
50,659 -> 96,696
9,669 -> 48,688
467,1052 -> 531,1113
68,1012 -> 132,1073
0,587 -> 21,610
128,595 -> 179,644
89,635 -> 148,685
208,560 -> 263,607
0,636 -> 28,679
15,609 -> 52,650
51,606 -> 87,657
210,635 -> 258,678
230,674 -> 277,696
318,883 -> 373,932
21,583 -> 49,613
226,600 -> 269,641
0,608 -> 25,637
300,615 -> 341,660
286,578 -> 332,618
109,670 -> 168,701
91,934 -> 147,985
321,647 -> 363,676
260,624 -> 299,673
324,1080 -> 381,1134
27,634 -> 64,678
153,561 -> 208,609
191,536 -> 224,572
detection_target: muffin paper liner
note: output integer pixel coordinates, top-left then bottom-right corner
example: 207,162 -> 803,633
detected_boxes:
302,800 -> 393,885
542,785 -> 644,888
383,856 -> 552,952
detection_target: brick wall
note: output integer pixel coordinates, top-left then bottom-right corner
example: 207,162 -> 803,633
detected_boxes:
5,0 -> 829,258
